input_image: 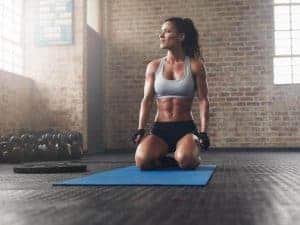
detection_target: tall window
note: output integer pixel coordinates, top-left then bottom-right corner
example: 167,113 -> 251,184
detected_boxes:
0,0 -> 23,75
274,0 -> 300,84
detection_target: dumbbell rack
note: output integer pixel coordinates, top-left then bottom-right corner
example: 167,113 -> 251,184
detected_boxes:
0,129 -> 84,163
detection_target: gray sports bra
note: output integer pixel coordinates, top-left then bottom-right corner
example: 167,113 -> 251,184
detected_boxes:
154,56 -> 195,99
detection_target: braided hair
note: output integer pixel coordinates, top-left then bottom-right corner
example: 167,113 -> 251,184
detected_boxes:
164,17 -> 203,60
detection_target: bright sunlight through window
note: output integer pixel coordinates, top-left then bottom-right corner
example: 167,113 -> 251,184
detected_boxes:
0,0 -> 23,75
274,0 -> 300,84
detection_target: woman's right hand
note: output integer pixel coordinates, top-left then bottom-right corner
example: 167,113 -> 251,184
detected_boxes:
131,129 -> 146,145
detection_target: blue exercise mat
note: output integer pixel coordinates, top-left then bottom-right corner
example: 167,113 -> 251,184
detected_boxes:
53,165 -> 216,187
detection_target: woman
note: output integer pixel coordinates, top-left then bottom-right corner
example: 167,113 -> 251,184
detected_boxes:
132,17 -> 210,170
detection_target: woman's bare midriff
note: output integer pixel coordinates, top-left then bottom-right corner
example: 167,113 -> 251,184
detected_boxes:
154,97 -> 194,122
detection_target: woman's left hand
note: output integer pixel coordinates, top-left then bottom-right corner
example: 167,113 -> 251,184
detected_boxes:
194,131 -> 210,150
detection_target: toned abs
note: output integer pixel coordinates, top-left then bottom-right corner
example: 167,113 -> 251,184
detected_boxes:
155,97 -> 194,122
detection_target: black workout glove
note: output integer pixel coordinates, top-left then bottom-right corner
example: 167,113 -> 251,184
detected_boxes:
194,131 -> 210,150
131,129 -> 146,144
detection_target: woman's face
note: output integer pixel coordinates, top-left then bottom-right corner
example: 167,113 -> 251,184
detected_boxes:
159,21 -> 184,49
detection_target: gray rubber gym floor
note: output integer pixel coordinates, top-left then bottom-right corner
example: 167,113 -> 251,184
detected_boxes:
1,150 -> 300,225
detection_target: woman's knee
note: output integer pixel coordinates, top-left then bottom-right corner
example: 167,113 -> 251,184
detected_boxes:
135,141 -> 169,170
135,150 -> 153,170
134,142 -> 158,170
134,134 -> 169,170
174,141 -> 200,169
174,151 -> 200,169
174,134 -> 201,169
135,135 -> 168,158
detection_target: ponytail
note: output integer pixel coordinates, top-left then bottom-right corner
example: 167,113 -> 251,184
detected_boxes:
164,17 -> 203,60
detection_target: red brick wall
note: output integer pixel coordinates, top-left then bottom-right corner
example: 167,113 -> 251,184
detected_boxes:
100,0 -> 300,150
2,0 -> 298,151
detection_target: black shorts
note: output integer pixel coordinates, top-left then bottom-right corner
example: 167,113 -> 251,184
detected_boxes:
150,120 -> 198,152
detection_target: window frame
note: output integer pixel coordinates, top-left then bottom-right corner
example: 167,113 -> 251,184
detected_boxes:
273,0 -> 300,85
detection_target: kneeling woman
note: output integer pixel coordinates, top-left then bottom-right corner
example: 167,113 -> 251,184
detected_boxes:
132,17 -> 210,170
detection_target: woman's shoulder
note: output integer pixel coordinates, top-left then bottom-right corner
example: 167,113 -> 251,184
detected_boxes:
189,57 -> 205,75
148,58 -> 162,67
146,58 -> 163,74
189,57 -> 204,67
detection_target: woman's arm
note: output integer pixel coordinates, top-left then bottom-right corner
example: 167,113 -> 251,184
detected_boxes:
192,59 -> 209,132
137,61 -> 157,129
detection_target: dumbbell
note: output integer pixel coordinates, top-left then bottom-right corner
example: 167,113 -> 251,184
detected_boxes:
36,135 -> 48,161
0,141 -> 9,163
55,133 -> 68,160
48,133 -> 58,161
20,134 -> 36,162
68,131 -> 83,160
1,141 -> 10,163
6,136 -> 24,163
